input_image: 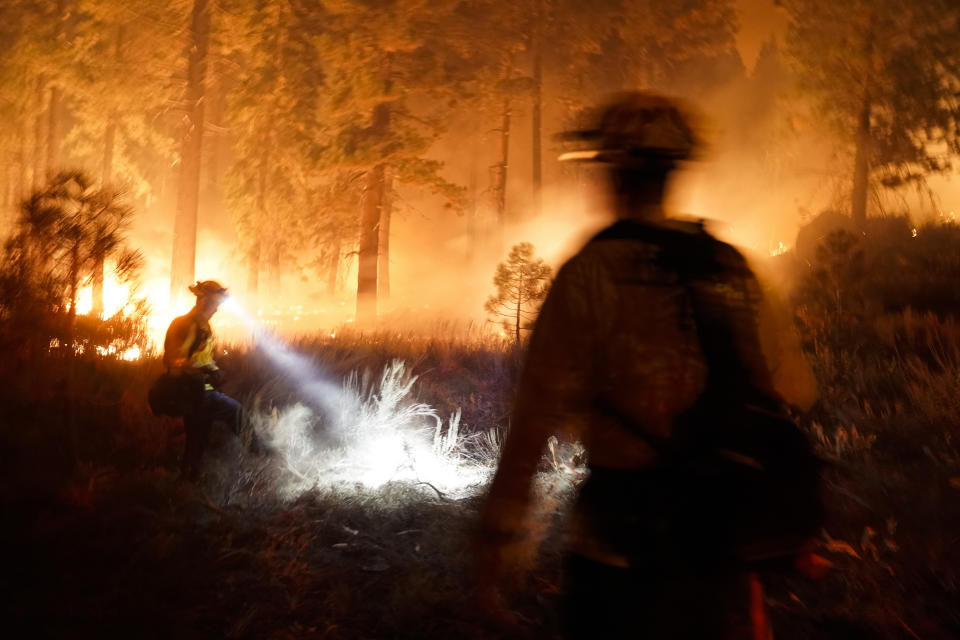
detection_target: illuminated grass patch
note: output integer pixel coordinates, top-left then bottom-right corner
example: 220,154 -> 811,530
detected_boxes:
255,360 -> 494,499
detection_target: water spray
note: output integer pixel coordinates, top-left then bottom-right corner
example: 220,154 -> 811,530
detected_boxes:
222,297 -> 342,415
219,297 -> 492,497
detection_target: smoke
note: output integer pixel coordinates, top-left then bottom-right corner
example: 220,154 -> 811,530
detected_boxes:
112,11 -> 960,342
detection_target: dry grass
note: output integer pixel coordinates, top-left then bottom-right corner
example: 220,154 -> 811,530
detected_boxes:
5,232 -> 960,637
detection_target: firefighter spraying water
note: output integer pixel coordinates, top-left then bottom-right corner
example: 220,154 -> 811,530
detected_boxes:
149,280 -> 267,480
149,283 -> 490,492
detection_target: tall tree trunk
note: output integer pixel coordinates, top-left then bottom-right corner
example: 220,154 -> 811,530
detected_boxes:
378,169 -> 393,300
531,0 -> 543,219
170,0 -> 211,303
356,93 -> 391,324
326,238 -> 340,296
246,240 -> 260,301
851,94 -> 871,228
357,163 -> 385,324
494,96 -> 511,253
267,242 -> 281,297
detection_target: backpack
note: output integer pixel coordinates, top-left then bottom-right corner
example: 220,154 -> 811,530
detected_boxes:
147,315 -> 210,418
665,387 -> 824,566
148,371 -> 206,418
592,220 -> 824,568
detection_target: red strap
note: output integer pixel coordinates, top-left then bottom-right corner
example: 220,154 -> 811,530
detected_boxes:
749,572 -> 773,640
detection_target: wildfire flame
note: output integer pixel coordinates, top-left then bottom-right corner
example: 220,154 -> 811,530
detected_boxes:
69,270 -> 196,360
71,268 -> 153,360
75,270 -> 133,318
95,344 -> 142,361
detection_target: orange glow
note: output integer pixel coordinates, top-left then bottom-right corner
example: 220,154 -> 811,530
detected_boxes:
75,267 -> 133,317
95,344 -> 142,361
141,276 -> 191,349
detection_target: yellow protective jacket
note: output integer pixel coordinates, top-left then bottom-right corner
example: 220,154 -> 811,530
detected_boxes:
162,310 -> 219,390
480,218 -> 816,567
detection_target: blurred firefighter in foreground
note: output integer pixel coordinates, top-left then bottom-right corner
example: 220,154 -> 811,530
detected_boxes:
477,93 -> 819,638
162,280 -> 262,480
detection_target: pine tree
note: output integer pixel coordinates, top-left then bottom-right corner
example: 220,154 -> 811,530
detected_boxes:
485,242 -> 551,343
0,170 -> 143,464
446,0 -> 543,245
455,0 -> 739,241
222,0 -> 325,305
781,0 -> 960,226
170,0 -> 213,304
64,0 -> 180,313
65,0 -> 179,192
315,0 -> 468,324
0,1 -> 78,208
0,170 -> 142,356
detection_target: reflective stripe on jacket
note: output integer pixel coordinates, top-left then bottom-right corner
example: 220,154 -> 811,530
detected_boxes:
163,310 -> 218,390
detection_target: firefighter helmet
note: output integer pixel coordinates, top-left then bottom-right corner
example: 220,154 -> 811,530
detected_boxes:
189,280 -> 228,299
558,92 -> 700,167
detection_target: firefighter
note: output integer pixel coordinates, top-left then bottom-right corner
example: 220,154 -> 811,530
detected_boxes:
163,280 -> 261,480
475,93 -> 816,638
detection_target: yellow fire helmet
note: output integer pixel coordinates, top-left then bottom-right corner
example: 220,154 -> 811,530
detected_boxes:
558,92 -> 701,168
188,280 -> 228,299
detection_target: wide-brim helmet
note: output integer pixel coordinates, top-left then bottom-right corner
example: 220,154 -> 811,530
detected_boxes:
558,92 -> 700,168
189,280 -> 228,299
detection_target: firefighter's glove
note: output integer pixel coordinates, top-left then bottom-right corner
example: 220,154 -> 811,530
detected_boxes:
204,367 -> 226,388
